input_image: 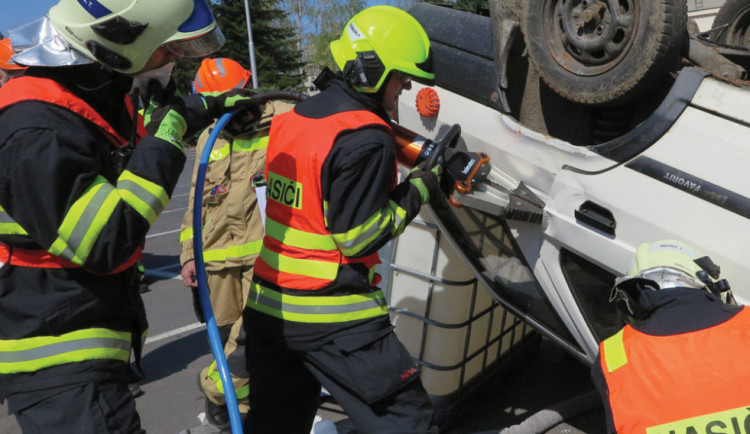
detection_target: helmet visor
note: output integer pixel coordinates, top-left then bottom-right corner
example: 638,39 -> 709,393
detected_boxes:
636,267 -> 705,290
165,25 -> 225,58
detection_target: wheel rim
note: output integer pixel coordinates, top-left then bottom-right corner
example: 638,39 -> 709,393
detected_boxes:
723,6 -> 750,48
544,0 -> 638,75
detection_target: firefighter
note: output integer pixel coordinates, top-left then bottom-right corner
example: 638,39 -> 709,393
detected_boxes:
0,38 -> 26,86
179,57 -> 295,430
592,240 -> 748,433
242,5 -> 441,433
0,1 -> 261,432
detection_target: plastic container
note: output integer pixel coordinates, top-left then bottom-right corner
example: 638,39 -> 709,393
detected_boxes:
379,210 -> 539,423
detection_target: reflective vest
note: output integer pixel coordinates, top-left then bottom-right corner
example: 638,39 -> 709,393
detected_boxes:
0,76 -> 143,273
248,108 -> 392,323
598,307 -> 750,433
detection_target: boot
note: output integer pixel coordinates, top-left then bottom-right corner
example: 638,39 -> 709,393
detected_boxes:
205,398 -> 231,431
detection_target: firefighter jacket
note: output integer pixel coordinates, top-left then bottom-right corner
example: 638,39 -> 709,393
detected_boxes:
592,287 -> 750,434
0,65 -> 185,399
246,77 -> 426,348
179,100 -> 294,271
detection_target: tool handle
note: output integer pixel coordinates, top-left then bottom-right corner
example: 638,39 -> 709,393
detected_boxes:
426,124 -> 461,169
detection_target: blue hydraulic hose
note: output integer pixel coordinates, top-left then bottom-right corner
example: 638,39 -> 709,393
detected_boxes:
193,110 -> 243,434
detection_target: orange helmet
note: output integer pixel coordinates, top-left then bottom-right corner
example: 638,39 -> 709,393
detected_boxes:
193,58 -> 251,93
0,38 -> 26,71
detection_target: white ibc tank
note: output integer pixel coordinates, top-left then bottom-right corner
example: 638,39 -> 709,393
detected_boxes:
383,210 -> 536,407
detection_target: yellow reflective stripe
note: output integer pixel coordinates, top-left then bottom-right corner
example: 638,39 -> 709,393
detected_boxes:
206,361 -> 250,399
0,328 -> 131,374
232,135 -> 268,152
246,283 -> 388,323
259,248 -> 339,280
202,240 -> 262,263
410,177 -> 430,203
323,200 -> 329,227
0,206 -> 27,235
388,200 -> 408,237
332,208 -> 392,256
602,328 -> 628,373
207,136 -> 267,162
49,176 -> 120,265
646,406 -> 750,434
0,222 -> 26,235
117,170 -> 169,225
209,142 -> 230,162
265,217 -> 337,251
180,227 -> 194,243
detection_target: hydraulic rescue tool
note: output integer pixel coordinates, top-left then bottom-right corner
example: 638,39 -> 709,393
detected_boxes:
392,122 -> 545,224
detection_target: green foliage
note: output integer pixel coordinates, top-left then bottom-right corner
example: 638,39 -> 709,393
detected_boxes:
290,0 -> 419,74
452,0 -> 490,14
422,0 -> 489,14
307,0 -> 367,71
171,0 -> 304,94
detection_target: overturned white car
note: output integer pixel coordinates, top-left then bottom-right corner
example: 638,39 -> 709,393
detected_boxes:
392,0 -> 750,366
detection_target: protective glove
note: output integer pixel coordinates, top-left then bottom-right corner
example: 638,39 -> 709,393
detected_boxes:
143,94 -> 187,150
406,160 -> 442,204
183,89 -> 262,139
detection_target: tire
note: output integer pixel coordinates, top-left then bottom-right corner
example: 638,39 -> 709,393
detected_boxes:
523,0 -> 687,106
712,0 -> 750,48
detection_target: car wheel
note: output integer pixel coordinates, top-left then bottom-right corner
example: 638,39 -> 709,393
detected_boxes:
712,0 -> 750,48
523,0 -> 687,106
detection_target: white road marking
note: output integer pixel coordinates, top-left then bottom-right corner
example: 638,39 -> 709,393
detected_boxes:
146,228 -> 181,239
145,322 -> 204,345
161,206 -> 189,214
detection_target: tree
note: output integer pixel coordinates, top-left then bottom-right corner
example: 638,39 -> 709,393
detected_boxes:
172,0 -> 304,93
452,0 -> 490,14
285,0 -> 420,73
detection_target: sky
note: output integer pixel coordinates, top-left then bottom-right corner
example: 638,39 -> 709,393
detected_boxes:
0,0 -> 57,36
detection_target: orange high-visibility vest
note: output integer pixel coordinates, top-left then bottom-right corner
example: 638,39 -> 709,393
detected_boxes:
0,75 -> 143,272
598,306 -> 750,433
254,108 -> 392,290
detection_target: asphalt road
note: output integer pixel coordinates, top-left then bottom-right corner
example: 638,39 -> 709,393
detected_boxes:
0,147 -> 606,434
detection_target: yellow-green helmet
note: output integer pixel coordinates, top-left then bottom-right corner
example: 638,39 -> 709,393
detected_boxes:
330,5 -> 434,93
48,0 -> 225,75
629,240 -> 708,290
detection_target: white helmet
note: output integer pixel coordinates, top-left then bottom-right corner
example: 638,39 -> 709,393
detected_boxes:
47,0 -> 225,74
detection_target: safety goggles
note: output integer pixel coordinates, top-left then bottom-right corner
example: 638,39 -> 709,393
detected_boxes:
165,25 -> 225,58
634,267 -> 705,290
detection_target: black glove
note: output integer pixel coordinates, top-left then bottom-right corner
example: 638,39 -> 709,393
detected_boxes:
406,160 -> 443,204
183,89 -> 262,139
